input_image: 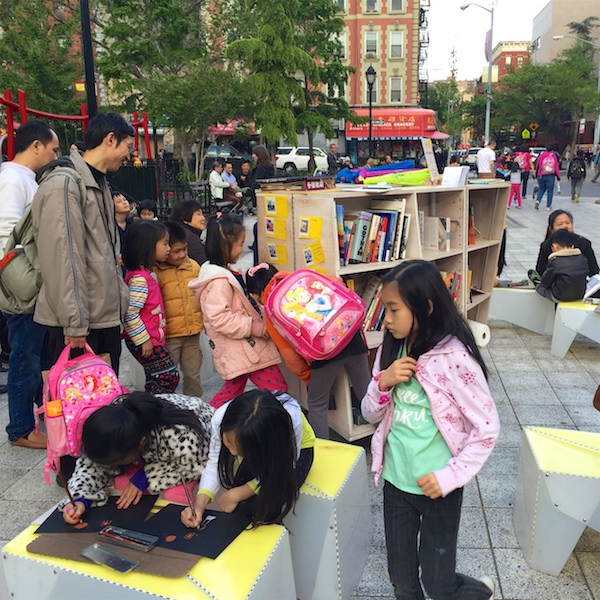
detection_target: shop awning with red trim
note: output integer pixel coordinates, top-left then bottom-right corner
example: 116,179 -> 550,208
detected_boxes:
346,108 -> 444,140
207,120 -> 256,136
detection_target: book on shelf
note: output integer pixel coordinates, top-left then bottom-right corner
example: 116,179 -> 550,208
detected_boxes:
398,213 -> 411,259
418,210 -> 425,248
348,211 -> 372,263
369,210 -> 396,262
371,198 -> 406,261
342,217 -> 356,266
372,215 -> 389,263
423,216 -> 451,252
335,204 -> 345,267
362,213 -> 381,262
440,270 -> 461,301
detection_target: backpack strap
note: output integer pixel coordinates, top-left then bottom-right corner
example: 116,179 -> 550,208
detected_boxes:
42,165 -> 88,207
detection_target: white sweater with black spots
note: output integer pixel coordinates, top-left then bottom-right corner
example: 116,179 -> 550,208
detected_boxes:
58,394 -> 214,510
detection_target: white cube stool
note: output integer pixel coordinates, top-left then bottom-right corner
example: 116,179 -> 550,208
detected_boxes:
283,439 -> 371,600
514,427 -> 600,576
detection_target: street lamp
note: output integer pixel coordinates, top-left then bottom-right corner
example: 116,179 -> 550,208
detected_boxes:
79,0 -> 98,117
553,34 -> 600,150
365,65 -> 377,159
461,2 -> 495,144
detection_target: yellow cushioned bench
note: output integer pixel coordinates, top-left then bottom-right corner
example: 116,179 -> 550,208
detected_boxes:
514,427 -> 600,576
550,300 -> 600,358
1,514 -> 295,599
283,439 -> 371,600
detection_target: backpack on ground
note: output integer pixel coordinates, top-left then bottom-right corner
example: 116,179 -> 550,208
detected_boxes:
265,269 -> 365,361
38,344 -> 127,484
570,160 -> 585,180
0,164 -> 86,314
538,153 -> 556,175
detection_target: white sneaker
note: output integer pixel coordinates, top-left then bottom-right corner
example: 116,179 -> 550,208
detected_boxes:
480,576 -> 495,599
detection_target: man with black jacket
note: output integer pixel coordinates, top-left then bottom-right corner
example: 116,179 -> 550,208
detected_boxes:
567,149 -> 586,203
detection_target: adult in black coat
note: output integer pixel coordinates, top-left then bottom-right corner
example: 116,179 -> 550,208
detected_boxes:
249,145 -> 275,263
535,209 -> 599,277
170,200 -> 207,265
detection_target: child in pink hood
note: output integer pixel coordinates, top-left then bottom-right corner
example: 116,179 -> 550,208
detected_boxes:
189,214 -> 286,408
361,260 -> 499,600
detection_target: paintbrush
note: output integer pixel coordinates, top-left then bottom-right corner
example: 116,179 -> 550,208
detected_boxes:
180,473 -> 197,520
58,472 -> 79,521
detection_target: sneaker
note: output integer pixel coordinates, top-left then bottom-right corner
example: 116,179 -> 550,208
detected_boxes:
528,269 -> 541,284
534,201 -> 539,209
574,194 -> 579,203
547,206 -> 552,211
480,576 -> 495,600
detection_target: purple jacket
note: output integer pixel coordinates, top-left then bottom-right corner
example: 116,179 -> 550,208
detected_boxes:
361,336 -> 499,497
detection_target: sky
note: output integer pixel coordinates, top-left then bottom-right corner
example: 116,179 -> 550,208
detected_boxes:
427,0 -> 550,81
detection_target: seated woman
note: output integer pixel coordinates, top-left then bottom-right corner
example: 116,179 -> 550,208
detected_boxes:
61,392 -> 213,524
532,210 -> 599,280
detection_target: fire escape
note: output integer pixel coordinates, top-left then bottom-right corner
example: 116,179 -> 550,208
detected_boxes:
418,0 -> 430,106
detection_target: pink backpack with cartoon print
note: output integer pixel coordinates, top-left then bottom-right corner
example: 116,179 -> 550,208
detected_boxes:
38,344 -> 127,484
265,269 -> 365,361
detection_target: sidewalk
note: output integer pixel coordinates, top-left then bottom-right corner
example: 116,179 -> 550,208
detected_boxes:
1,191 -> 599,599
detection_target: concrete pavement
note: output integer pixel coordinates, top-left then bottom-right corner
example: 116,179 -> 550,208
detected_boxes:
1,183 -> 599,599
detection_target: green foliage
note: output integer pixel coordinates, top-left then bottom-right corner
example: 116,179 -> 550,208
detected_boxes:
425,80 -> 465,142
0,0 -> 82,116
566,16 -> 598,39
227,0 -> 315,144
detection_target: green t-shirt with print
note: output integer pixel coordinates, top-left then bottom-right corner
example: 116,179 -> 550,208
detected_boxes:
382,345 -> 452,494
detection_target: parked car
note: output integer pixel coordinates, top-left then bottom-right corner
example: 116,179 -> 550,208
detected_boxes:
462,147 -> 482,168
275,147 -> 329,174
202,145 -> 252,173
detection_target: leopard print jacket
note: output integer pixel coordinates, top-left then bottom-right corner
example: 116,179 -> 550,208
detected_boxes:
59,394 -> 214,510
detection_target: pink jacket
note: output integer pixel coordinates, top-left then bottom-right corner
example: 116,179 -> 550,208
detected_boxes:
189,263 -> 281,380
361,336 -> 499,497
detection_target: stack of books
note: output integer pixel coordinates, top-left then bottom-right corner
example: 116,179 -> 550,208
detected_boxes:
336,199 -> 411,267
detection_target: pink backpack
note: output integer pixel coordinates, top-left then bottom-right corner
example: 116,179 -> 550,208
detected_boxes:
265,270 -> 365,361
539,152 -> 556,175
38,344 -> 127,484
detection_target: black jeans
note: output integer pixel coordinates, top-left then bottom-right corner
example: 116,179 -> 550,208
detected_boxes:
383,482 -> 491,600
46,326 -> 122,376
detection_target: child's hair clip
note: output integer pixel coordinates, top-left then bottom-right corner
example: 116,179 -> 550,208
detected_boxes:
248,262 -> 269,277
215,211 -> 223,219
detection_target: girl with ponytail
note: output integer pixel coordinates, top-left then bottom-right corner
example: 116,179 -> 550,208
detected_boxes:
61,392 -> 213,524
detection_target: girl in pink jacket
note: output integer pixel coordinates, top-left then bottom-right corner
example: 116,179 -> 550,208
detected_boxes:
189,214 -> 287,408
361,260 -> 499,600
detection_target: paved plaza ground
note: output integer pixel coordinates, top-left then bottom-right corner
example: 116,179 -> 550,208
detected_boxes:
1,175 -> 599,599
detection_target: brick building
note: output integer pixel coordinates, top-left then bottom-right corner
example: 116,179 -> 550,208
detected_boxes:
492,41 -> 530,79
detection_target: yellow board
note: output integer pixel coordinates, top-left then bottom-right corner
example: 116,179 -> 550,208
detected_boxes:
4,522 -> 287,599
300,439 -> 363,498
525,427 -> 600,478
557,300 -> 597,312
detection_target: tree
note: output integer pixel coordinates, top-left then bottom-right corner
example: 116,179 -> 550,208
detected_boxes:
293,0 -> 356,171
566,16 -> 599,40
425,79 -> 465,145
226,0 -> 316,147
94,0 -> 249,175
0,0 -> 82,117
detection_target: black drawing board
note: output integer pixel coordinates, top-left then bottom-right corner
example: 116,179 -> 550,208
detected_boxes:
35,495 -> 158,535
141,504 -> 251,559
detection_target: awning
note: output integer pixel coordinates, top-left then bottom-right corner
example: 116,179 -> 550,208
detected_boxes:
207,120 -> 256,136
423,130 -> 450,140
346,107 -> 440,140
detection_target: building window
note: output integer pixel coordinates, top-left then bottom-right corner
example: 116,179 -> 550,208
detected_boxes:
505,55 -> 511,65
366,0 -> 378,12
365,31 -> 378,56
517,56 -> 524,68
365,78 -> 378,104
334,31 -> 347,59
336,0 -> 345,9
390,31 -> 404,59
390,0 -> 403,11
390,77 -> 403,103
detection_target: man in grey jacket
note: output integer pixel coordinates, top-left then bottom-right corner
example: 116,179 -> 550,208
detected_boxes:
32,112 -> 134,373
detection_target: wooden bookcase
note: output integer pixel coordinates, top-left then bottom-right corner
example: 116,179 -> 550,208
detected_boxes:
257,181 -> 509,441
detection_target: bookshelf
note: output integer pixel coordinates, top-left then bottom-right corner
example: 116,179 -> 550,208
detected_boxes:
257,181 -> 509,441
